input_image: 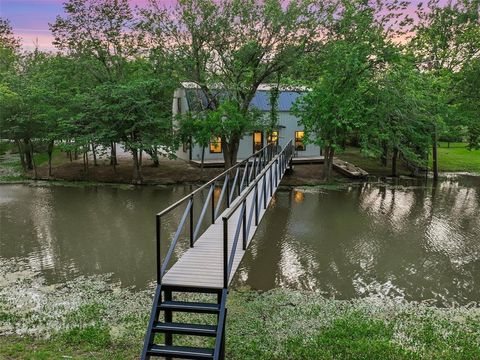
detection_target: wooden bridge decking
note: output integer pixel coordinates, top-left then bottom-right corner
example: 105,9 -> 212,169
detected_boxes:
162,169 -> 274,289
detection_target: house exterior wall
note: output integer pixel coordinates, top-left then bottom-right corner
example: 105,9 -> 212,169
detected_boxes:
172,86 -> 321,162
277,112 -> 321,158
173,88 -> 191,161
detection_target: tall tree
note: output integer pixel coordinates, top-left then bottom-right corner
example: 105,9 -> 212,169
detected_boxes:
410,0 -> 480,179
51,0 -> 178,182
455,57 -> 480,149
0,18 -> 20,75
293,0 -> 398,180
363,59 -> 434,177
50,0 -> 139,165
140,0 -> 327,168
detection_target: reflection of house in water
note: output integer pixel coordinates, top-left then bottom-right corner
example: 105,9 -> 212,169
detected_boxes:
294,190 -> 305,203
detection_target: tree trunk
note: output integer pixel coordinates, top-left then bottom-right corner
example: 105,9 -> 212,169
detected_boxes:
223,137 -> 239,169
381,141 -> 388,167
146,146 -> 160,167
47,140 -> 54,177
24,139 -> 33,170
15,140 -> 27,171
82,148 -> 89,174
110,142 -> 117,166
29,141 -> 37,179
323,145 -> 335,181
391,147 -> 398,177
132,149 -> 143,184
200,146 -> 205,180
66,140 -> 72,162
432,126 -> 439,180
91,142 -> 97,166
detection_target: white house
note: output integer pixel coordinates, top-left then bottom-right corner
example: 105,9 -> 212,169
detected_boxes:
173,82 -> 321,164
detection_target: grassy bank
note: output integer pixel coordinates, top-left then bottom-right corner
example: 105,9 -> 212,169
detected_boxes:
432,142 -> 480,173
337,143 -> 480,176
1,264 -> 479,360
2,292 -> 479,360
1,142 -> 479,187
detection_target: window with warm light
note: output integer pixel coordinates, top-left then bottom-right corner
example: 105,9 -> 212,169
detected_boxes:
267,131 -> 278,146
253,131 -> 263,152
210,137 -> 222,153
295,131 -> 305,151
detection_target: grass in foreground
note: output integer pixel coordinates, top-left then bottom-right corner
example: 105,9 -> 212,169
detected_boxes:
1,281 -> 479,360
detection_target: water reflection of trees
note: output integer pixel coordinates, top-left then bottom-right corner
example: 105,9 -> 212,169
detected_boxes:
2,177 -> 479,304
235,179 -> 480,304
0,185 -> 190,288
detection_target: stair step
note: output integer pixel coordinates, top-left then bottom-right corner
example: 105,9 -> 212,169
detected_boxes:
159,300 -> 220,314
147,344 -> 214,359
152,322 -> 217,337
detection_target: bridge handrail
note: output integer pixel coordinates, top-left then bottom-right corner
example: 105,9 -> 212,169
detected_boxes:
222,139 -> 293,220
157,145 -> 274,217
221,139 -> 294,288
156,142 -> 278,284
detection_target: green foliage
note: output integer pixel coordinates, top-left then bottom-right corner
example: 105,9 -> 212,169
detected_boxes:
141,0 -> 325,166
1,0 -> 479,178
408,0 -> 480,175
362,59 -> 435,171
293,0 -> 396,179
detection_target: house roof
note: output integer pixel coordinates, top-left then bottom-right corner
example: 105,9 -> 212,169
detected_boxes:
182,82 -> 306,112
250,90 -> 304,112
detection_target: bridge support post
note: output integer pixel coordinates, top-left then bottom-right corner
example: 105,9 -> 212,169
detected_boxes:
156,215 -> 161,284
223,218 -> 228,288
211,184 -> 215,223
242,200 -> 247,250
254,183 -> 259,226
263,175 -> 267,209
270,167 -> 273,197
190,195 -> 194,247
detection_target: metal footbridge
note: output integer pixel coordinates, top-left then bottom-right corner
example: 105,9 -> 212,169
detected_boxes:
142,139 -> 294,359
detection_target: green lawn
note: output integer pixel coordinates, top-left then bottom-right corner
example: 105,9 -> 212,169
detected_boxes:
337,147 -> 411,176
337,143 -> 480,176
433,142 -> 480,173
1,289 -> 479,360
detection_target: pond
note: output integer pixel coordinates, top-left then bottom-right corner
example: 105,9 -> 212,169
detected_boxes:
1,174 -> 479,306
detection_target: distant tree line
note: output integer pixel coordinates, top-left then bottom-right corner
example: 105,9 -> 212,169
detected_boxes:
0,0 -> 478,183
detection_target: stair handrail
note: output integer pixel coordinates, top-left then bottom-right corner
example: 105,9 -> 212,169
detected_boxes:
221,139 -> 294,288
156,142 -> 275,285
213,288 -> 228,360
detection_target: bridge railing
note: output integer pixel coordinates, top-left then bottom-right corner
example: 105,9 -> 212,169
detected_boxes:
156,142 -> 279,285
221,139 -> 294,288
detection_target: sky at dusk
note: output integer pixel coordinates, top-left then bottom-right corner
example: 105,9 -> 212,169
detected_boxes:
1,0 -> 426,51
0,0 -> 177,50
